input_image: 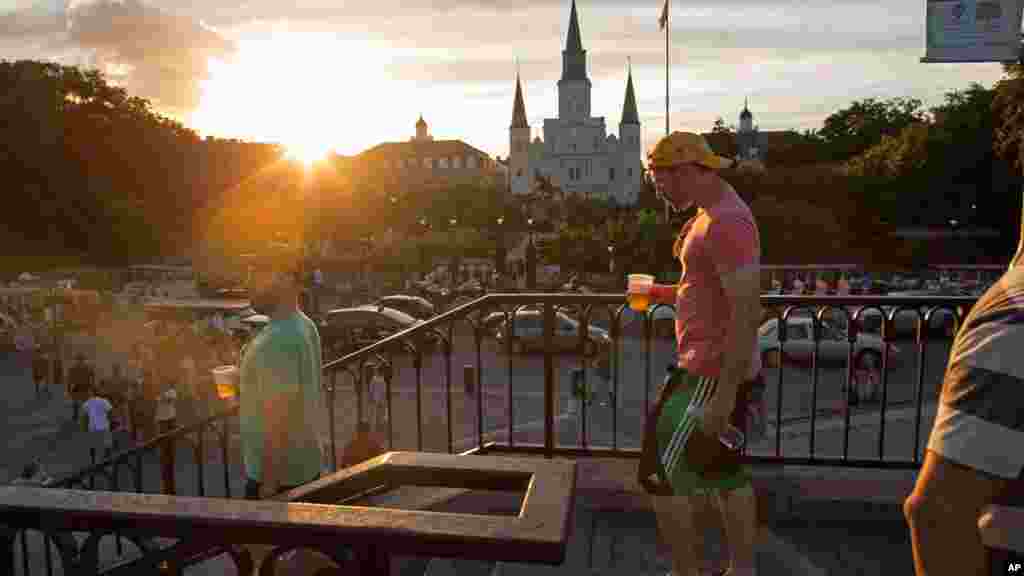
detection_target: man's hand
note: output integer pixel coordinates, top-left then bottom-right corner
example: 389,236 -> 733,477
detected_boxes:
258,479 -> 280,499
701,390 -> 736,438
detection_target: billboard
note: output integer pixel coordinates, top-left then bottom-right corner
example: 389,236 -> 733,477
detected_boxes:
923,0 -> 1023,62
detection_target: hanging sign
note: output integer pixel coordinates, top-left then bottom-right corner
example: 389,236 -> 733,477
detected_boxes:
923,0 -> 1023,62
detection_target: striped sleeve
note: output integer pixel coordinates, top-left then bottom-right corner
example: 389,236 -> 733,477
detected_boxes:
927,269 -> 1024,480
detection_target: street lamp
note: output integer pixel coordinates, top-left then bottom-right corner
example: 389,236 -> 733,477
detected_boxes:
526,218 -> 536,290
449,217 -> 458,291
361,233 -> 375,295
389,195 -> 402,287
417,217 -> 431,281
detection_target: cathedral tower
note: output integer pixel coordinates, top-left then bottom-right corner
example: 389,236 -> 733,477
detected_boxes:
510,72 -> 532,195
618,62 -> 642,204
557,0 -> 591,121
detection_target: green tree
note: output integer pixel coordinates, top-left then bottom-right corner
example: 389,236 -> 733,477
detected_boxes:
818,97 -> 928,162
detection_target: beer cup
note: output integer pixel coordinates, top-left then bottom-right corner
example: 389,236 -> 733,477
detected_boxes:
627,274 -> 655,311
212,365 -> 239,399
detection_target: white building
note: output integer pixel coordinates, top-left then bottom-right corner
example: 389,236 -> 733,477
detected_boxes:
508,0 -> 643,205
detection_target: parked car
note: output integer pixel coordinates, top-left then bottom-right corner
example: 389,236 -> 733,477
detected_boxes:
323,306 -> 437,357
852,294 -> 959,338
373,295 -> 436,320
758,316 -> 899,370
486,309 -> 611,357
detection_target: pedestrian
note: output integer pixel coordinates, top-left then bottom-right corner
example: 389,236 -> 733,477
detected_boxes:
9,461 -> 53,487
312,266 -> 324,314
68,354 -> 93,422
14,323 -> 35,381
81,384 -> 115,460
178,338 -> 198,424
155,379 -> 178,493
32,344 -> 49,399
904,261 -> 1024,574
239,238 -> 325,500
634,132 -> 761,576
367,363 -> 390,435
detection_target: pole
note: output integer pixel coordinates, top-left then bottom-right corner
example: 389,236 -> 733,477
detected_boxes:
665,0 -> 670,137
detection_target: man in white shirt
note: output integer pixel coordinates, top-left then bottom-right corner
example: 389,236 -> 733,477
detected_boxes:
81,386 -> 114,459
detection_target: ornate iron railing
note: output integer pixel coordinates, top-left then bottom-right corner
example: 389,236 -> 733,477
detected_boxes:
3,291 -> 978,574
320,293 -> 976,469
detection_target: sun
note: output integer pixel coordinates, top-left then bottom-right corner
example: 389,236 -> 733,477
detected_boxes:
284,142 -> 331,166
190,29 -> 402,156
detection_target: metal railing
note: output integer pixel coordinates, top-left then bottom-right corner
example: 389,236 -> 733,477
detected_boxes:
2,291 -> 978,574
320,292 -> 976,469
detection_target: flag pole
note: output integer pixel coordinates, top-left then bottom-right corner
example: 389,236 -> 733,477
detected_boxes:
665,1 -> 670,136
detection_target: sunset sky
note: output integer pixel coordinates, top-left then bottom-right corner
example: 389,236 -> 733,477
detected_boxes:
0,0 -> 1009,160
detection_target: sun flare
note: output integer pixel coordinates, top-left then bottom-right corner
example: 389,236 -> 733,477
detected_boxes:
190,28 -> 405,156
284,142 -> 331,166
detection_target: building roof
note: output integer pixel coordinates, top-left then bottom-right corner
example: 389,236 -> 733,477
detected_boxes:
512,73 -> 529,129
620,65 -> 639,125
359,139 -> 492,160
566,0 -> 583,53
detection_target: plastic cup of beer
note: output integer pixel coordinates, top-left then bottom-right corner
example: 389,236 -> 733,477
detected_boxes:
212,365 -> 239,399
627,274 -> 655,311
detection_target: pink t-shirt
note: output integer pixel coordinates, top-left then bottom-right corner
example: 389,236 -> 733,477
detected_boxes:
659,189 -> 760,379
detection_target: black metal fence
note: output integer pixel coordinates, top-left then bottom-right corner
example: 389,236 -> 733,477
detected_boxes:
2,292 -> 978,574
320,293 -> 976,469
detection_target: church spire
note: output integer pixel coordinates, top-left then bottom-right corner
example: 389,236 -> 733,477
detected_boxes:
511,72 -> 529,129
620,59 -> 639,125
566,0 -> 583,53
560,0 -> 588,82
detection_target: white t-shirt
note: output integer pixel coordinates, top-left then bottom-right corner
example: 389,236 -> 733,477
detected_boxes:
82,397 -> 113,431
156,388 -> 177,421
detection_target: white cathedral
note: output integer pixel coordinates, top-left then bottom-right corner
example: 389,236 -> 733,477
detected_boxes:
508,0 -> 643,206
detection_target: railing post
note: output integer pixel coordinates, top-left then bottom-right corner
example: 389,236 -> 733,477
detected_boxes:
328,371 -> 338,473
463,365 -> 476,452
464,364 -> 475,396
544,302 -> 555,458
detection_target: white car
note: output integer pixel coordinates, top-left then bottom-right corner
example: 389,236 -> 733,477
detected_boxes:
759,316 -> 899,370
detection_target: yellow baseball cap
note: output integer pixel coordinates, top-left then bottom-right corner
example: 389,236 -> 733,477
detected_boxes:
647,131 -> 734,170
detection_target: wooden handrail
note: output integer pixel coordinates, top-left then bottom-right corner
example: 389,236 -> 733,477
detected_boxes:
1,452 -> 577,566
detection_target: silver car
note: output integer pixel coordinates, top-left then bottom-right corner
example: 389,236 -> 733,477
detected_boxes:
759,317 -> 899,370
490,309 -> 611,357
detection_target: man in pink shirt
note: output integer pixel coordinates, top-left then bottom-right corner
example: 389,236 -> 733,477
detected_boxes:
634,132 -> 762,576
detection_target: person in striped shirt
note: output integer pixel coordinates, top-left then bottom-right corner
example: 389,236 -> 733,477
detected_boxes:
905,262 -> 1024,574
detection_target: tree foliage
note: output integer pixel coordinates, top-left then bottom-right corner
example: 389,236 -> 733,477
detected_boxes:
0,59 -> 280,273
818,97 -> 928,162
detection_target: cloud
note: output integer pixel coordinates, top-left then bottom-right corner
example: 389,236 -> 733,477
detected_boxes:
0,0 -> 235,113
65,0 -> 234,110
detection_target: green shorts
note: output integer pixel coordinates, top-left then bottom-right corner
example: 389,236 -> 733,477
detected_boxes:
656,367 -> 752,497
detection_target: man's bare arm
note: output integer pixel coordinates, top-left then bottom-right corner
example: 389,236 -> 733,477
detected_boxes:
712,267 -> 761,431
905,450 -> 1010,575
